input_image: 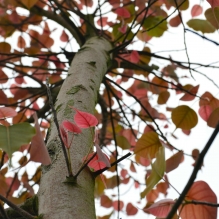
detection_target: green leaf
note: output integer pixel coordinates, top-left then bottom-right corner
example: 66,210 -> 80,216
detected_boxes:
171,105 -> 198,130
134,132 -> 162,159
187,19 -> 215,33
0,123 -> 36,158
116,135 -> 131,150
167,0 -> 189,10
205,7 -> 219,29
140,146 -> 165,198
143,16 -> 168,37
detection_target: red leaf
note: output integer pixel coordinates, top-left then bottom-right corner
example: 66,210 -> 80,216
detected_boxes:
0,90 -> 7,105
0,107 -> 17,119
29,113 -> 51,165
113,200 -> 124,211
62,120 -> 81,133
60,29 -> 69,42
130,50 -> 140,63
71,107 -> 98,128
118,24 -> 128,33
95,144 -> 111,167
126,203 -> 138,216
207,0 -> 219,8
86,152 -> 109,171
17,35 -> 26,49
198,105 -> 212,121
97,17 -> 108,27
182,129 -> 191,135
180,181 -> 217,219
115,7 -> 131,18
144,199 -> 175,217
120,169 -> 128,179
100,195 -> 112,208
169,14 -> 181,27
191,5 -> 203,17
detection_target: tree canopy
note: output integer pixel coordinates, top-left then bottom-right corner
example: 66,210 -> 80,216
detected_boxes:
0,0 -> 218,218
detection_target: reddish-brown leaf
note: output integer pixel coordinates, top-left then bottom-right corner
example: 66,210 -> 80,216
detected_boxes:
207,0 -> 219,8
0,107 -> 17,119
29,113 -> 51,165
180,181 -> 217,219
97,17 -> 108,27
0,90 -> 7,104
156,181 -> 169,196
144,199 -> 175,217
115,7 -> 131,18
146,189 -> 159,203
166,151 -> 184,173
60,29 -> 69,42
100,195 -> 112,208
126,203 -> 138,216
180,85 -> 199,101
169,14 -> 182,27
17,35 -> 26,49
113,200 -> 124,211
207,107 -> 219,128
0,68 -> 8,84
130,50 -> 139,63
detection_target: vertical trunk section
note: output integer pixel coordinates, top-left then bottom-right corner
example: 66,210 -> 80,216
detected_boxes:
38,37 -> 112,219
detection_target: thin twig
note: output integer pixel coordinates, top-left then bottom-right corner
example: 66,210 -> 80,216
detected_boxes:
46,78 -> 72,176
93,152 -> 132,177
190,200 -> 219,207
0,195 -> 35,219
0,203 -> 9,219
74,152 -> 97,178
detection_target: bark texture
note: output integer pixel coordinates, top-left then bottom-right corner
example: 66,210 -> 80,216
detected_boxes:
38,37 -> 112,219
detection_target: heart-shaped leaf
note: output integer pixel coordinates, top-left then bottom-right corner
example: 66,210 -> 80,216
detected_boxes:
71,107 -> 98,128
0,123 -> 36,158
0,107 -> 17,119
172,105 -> 198,130
62,120 -> 81,133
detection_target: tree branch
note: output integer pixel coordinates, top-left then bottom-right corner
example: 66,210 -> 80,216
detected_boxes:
166,122 -> 219,219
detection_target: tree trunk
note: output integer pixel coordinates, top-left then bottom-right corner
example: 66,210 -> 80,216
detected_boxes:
38,37 -> 112,219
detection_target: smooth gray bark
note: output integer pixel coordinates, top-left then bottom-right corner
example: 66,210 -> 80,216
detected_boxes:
38,37 -> 112,219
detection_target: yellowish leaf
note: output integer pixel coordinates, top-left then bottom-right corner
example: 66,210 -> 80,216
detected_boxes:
171,105 -> 198,130
21,0 -> 38,9
134,132 -> 162,159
